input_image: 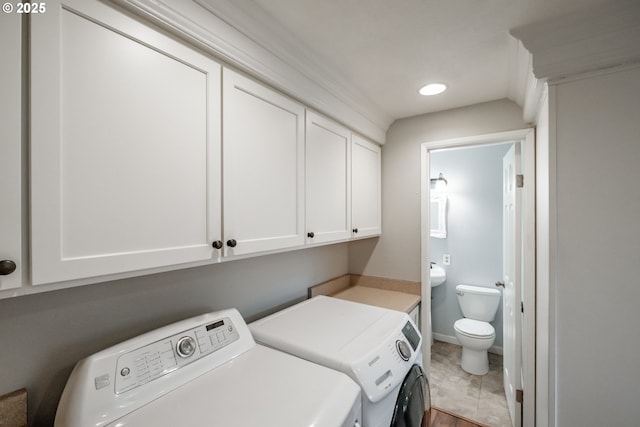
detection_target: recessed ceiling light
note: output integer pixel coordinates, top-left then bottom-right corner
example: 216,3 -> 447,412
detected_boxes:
419,83 -> 447,96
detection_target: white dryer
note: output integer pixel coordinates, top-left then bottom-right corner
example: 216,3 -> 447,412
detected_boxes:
55,308 -> 362,427
249,296 -> 431,427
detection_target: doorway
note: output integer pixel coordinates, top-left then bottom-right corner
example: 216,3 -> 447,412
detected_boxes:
420,129 -> 535,427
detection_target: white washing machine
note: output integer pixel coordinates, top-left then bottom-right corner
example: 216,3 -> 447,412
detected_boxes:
54,308 -> 362,427
249,296 -> 430,427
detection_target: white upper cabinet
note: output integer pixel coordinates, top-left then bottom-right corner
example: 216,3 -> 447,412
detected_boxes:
0,12 -> 23,290
11,0 -> 381,294
222,68 -> 305,256
305,112 -> 351,244
351,134 -> 382,238
30,0 -> 222,285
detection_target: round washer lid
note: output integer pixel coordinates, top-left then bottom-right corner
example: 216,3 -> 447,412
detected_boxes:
455,318 -> 495,338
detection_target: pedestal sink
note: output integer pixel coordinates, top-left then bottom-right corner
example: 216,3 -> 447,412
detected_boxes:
430,264 -> 446,287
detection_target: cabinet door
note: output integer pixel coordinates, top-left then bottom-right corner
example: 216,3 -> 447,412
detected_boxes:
222,69 -> 305,256
30,0 -> 222,285
0,12 -> 22,290
351,134 -> 382,238
305,112 -> 351,244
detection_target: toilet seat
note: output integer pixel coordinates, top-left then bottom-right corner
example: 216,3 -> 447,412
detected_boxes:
454,319 -> 495,339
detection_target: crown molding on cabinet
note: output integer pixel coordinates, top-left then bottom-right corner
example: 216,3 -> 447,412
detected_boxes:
507,36 -> 545,125
510,0 -> 640,82
118,0 -> 391,144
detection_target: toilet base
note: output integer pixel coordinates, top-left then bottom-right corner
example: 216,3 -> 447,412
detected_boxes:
460,347 -> 489,375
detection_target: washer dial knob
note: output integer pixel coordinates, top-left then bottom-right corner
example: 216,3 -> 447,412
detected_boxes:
176,336 -> 197,358
396,340 -> 411,361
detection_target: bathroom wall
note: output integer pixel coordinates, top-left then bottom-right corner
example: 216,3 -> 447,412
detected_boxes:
0,244 -> 348,426
429,143 -> 511,349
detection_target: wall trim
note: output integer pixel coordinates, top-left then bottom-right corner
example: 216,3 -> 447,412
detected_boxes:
308,274 -> 420,298
510,0 -> 640,81
508,36 -> 544,124
546,61 -> 640,87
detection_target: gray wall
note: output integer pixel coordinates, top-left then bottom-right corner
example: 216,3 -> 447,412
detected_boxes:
0,244 -> 348,426
550,65 -> 640,426
430,143 -> 510,348
349,99 -> 529,282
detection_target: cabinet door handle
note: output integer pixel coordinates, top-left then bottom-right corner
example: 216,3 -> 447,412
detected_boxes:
212,240 -> 223,249
0,260 -> 17,275
226,239 -> 237,248
307,232 -> 315,238
352,228 -> 358,234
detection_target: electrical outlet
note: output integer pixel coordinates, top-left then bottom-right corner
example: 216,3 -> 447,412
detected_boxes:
443,254 -> 451,265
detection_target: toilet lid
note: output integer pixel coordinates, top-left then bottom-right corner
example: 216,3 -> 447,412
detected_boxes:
454,319 -> 495,338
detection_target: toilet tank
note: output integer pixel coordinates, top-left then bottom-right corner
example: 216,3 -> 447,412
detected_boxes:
456,284 -> 501,322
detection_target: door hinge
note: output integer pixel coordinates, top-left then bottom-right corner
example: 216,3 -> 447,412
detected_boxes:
516,174 -> 524,188
516,389 -> 524,403
521,301 -> 524,313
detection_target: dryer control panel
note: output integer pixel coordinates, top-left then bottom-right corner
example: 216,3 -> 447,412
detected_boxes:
115,317 -> 239,394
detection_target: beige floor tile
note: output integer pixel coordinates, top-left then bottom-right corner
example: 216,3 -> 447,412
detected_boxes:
434,382 -> 479,417
429,340 -> 513,427
476,394 -> 511,427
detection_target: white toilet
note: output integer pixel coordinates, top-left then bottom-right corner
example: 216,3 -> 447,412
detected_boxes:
454,284 -> 501,375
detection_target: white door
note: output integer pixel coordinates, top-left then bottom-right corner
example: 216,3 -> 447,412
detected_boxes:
305,112 -> 351,244
351,135 -> 381,238
30,0 -> 222,285
503,144 -> 522,427
0,11 -> 22,290
222,68 -> 305,256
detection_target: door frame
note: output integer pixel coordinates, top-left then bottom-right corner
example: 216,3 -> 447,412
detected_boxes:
420,128 -> 535,427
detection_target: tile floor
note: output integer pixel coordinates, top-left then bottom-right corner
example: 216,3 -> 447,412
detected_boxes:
429,340 -> 513,427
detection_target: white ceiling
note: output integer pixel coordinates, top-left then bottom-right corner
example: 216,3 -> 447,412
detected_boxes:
245,0 -> 612,120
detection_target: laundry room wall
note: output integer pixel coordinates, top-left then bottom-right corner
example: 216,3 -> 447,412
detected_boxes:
0,244 -> 348,426
429,143 -> 511,349
549,64 -> 640,427
349,99 -> 529,281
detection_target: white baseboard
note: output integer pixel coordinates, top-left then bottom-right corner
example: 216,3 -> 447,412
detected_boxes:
432,332 -> 457,345
490,345 -> 503,355
432,332 -> 503,355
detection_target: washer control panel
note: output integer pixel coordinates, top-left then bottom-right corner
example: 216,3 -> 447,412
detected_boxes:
396,340 -> 412,361
401,321 -> 420,351
352,317 -> 422,403
115,317 -> 239,394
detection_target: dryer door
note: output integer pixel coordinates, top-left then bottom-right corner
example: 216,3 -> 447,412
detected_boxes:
390,364 -> 431,427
